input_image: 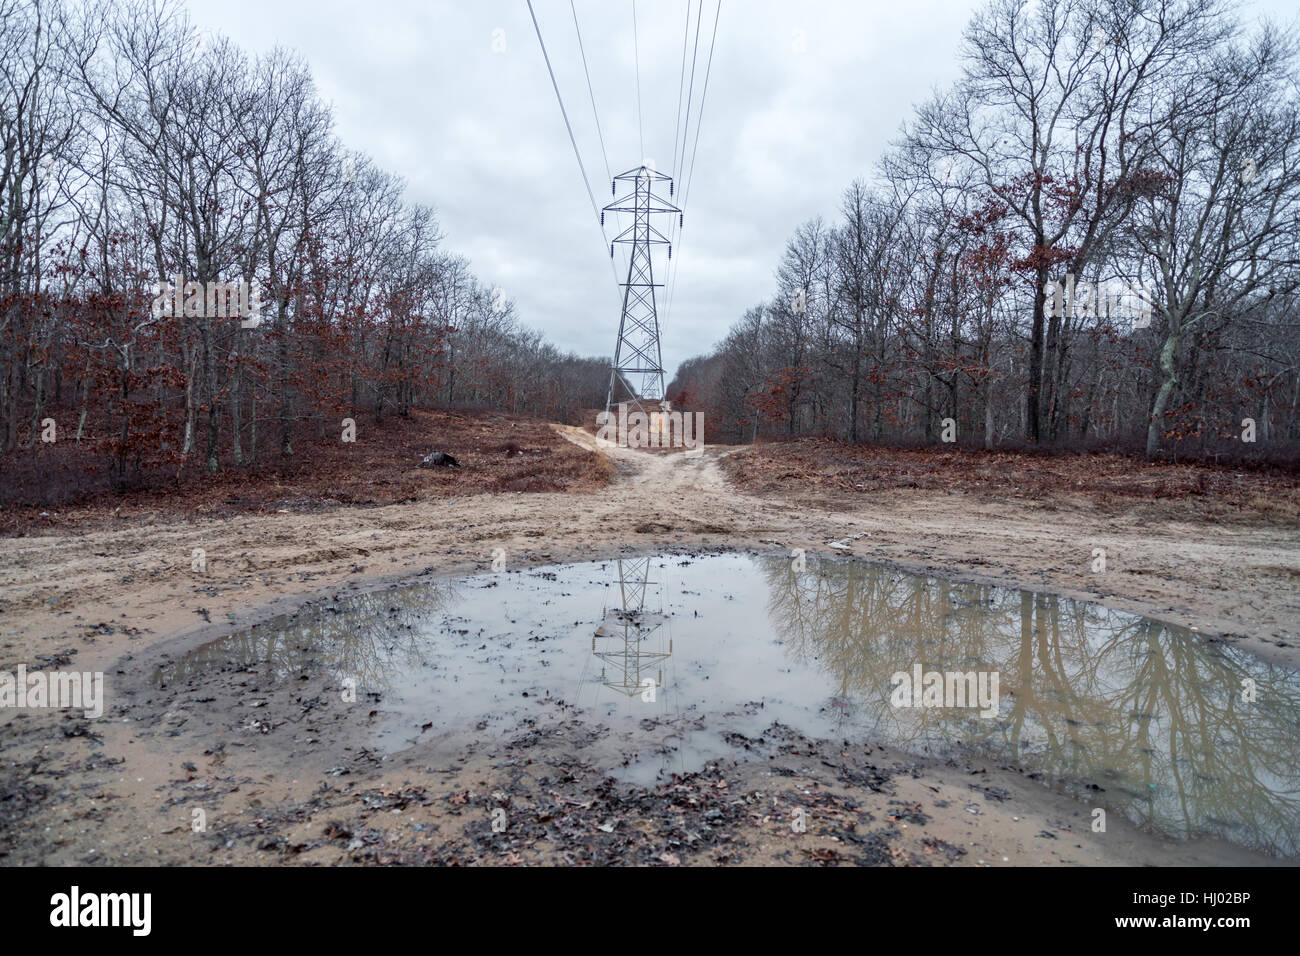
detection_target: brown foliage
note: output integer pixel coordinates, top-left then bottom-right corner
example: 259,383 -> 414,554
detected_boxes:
723,438 -> 1300,521
0,409 -> 612,535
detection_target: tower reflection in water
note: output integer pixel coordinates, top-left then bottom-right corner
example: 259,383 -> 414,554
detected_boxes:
591,557 -> 672,698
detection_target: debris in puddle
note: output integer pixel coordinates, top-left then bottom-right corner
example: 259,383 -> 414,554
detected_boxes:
43,549 -> 1288,867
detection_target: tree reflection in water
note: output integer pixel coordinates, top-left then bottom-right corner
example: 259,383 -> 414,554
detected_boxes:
763,554 -> 1300,856
150,554 -> 1299,857
152,581 -> 459,696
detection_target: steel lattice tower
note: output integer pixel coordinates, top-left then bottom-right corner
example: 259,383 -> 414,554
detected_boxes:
603,165 -> 681,415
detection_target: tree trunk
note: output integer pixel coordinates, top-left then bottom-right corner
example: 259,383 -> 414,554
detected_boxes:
1028,266 -> 1048,442
1145,327 -> 1181,459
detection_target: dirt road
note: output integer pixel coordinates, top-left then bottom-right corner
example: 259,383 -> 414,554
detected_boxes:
1,431 -> 1296,865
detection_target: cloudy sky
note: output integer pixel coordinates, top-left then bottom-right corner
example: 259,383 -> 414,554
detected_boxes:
188,0 -> 1292,379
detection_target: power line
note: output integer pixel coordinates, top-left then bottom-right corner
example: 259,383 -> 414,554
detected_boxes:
663,0 -> 691,323
526,0 -> 623,299
675,1 -> 704,182
571,0 -> 611,185
670,0 -> 691,185
680,0 -> 720,212
526,1 -> 601,233
633,0 -> 644,162
660,0 -> 703,343
663,0 -> 721,340
571,0 -> 624,259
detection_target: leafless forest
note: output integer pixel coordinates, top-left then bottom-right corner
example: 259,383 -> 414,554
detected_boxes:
3,0 -> 1298,512
3,0 -> 1300,886
1,0 -> 609,502
669,0 -> 1300,458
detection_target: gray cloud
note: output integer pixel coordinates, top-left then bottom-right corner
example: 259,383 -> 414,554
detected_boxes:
186,0 -> 1295,377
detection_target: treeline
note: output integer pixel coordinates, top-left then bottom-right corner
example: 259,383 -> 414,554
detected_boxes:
670,0 -> 1300,460
0,0 -> 606,487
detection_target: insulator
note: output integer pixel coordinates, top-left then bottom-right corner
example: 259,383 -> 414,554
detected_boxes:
600,211 -> 605,226
679,213 -> 684,227
612,180 -> 616,195
668,245 -> 672,259
669,181 -> 674,196
610,244 -> 615,258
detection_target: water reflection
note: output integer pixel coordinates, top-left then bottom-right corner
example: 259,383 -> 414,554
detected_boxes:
591,558 -> 672,697
153,582 -> 458,694
764,555 -> 1300,855
152,552 -> 1300,856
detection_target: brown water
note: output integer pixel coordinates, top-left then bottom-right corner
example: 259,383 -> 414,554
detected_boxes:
154,552 -> 1300,857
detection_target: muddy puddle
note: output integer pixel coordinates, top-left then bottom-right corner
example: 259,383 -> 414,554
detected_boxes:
153,552 -> 1300,857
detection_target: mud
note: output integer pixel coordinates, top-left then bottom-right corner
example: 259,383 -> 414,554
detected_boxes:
1,429 -> 1297,865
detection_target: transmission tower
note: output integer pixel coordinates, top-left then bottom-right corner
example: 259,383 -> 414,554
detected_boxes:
603,165 -> 681,415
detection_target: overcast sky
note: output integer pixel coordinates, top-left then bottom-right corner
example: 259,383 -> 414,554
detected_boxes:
187,0 -> 1294,379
